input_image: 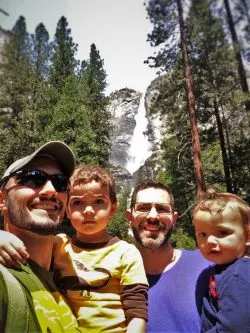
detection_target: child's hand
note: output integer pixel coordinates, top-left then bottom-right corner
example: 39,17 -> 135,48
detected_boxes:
0,230 -> 29,268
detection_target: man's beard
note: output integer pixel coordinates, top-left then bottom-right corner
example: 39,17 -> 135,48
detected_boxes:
132,222 -> 174,250
7,198 -> 64,235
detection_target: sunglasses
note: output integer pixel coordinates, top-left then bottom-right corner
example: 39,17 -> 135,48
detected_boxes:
1,169 -> 69,192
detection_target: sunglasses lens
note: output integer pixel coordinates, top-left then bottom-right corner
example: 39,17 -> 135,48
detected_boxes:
14,170 -> 68,192
51,175 -> 68,192
15,170 -> 46,188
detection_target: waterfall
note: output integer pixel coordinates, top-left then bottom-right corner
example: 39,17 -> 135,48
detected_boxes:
126,94 -> 151,174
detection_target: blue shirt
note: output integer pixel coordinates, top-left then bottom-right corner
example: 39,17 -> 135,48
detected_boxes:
147,249 -> 210,333
201,258 -> 250,332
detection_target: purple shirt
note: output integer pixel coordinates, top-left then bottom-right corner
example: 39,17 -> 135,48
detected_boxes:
147,249 -> 211,333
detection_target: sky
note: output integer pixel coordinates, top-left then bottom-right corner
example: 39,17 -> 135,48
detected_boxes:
0,0 -> 157,95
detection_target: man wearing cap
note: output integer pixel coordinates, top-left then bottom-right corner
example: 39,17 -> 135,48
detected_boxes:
0,141 -> 80,332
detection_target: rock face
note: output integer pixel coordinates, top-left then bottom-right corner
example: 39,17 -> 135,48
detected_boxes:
144,75 -> 167,152
108,88 -> 142,170
107,79 -> 168,190
108,164 -> 135,195
107,79 -> 168,191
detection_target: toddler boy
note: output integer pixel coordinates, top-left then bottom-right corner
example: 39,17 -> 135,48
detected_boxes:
193,189 -> 250,332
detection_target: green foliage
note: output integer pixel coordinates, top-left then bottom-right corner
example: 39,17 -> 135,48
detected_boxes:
106,190 -> 130,241
145,0 -> 249,200
0,16 -> 39,174
0,16 -> 112,177
49,16 -> 79,91
31,23 -> 50,80
145,0 -> 179,71
144,0 -> 250,242
171,227 -> 196,250
201,141 -> 226,191
43,75 -> 100,164
79,44 -> 112,166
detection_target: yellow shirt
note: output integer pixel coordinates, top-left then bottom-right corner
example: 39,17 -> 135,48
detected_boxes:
53,235 -> 148,333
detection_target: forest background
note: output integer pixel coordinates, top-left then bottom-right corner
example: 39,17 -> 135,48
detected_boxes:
0,0 -> 249,248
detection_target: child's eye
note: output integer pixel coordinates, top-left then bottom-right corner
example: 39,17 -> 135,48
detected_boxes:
72,199 -> 82,206
95,199 -> 105,205
198,232 -> 207,238
218,230 -> 229,237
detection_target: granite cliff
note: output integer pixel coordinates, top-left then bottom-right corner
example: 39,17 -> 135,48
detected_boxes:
108,79 -> 165,191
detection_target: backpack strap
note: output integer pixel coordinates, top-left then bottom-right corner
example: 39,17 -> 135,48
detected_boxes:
0,264 -> 29,332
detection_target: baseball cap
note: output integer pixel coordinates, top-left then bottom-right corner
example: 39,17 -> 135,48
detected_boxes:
2,141 -> 76,180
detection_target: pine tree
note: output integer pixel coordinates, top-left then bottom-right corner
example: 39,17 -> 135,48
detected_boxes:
222,0 -> 250,110
43,74 -> 99,164
145,0 -> 206,199
0,16 -> 35,173
31,23 -> 50,81
79,44 -> 112,165
0,16 -> 32,117
49,16 -> 78,92
189,0 -> 249,195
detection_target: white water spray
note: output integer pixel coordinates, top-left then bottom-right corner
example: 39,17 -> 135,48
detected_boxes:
126,94 -> 151,174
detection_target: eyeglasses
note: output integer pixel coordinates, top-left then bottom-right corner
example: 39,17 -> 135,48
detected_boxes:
1,169 -> 69,192
134,202 -> 173,215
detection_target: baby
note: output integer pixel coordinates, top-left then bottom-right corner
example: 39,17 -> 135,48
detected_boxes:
193,189 -> 250,332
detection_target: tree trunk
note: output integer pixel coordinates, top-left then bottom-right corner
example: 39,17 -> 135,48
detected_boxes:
223,0 -> 250,110
176,0 -> 206,200
221,107 -> 236,191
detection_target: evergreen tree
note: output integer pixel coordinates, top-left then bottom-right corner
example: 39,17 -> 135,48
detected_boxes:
31,23 -> 50,81
145,0 -> 206,199
0,16 -> 32,117
189,0 -> 249,196
107,190 -> 131,241
43,75 -> 99,164
222,0 -> 250,110
233,0 -> 250,62
0,16 -> 35,174
49,16 -> 78,91
79,44 -> 112,165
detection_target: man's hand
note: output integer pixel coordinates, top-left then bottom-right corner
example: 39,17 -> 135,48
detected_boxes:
0,230 -> 29,268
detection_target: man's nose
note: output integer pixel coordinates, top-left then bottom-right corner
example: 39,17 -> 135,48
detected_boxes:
39,180 -> 57,196
147,206 -> 159,219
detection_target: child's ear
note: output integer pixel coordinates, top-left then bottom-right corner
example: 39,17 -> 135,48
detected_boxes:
245,225 -> 250,247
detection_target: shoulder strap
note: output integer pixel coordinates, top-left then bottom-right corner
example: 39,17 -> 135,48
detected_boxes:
0,264 -> 29,332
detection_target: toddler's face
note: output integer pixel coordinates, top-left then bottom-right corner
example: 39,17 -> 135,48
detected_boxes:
67,180 -> 116,238
194,205 -> 248,265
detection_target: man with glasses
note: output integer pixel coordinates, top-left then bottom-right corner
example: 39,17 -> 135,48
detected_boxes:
126,181 -> 210,333
0,141 -> 79,332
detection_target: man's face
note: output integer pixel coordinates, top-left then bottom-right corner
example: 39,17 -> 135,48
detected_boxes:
127,187 -> 178,250
1,156 -> 68,235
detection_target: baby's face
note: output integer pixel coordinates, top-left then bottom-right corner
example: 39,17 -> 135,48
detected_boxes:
194,205 -> 248,265
67,180 -> 116,239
